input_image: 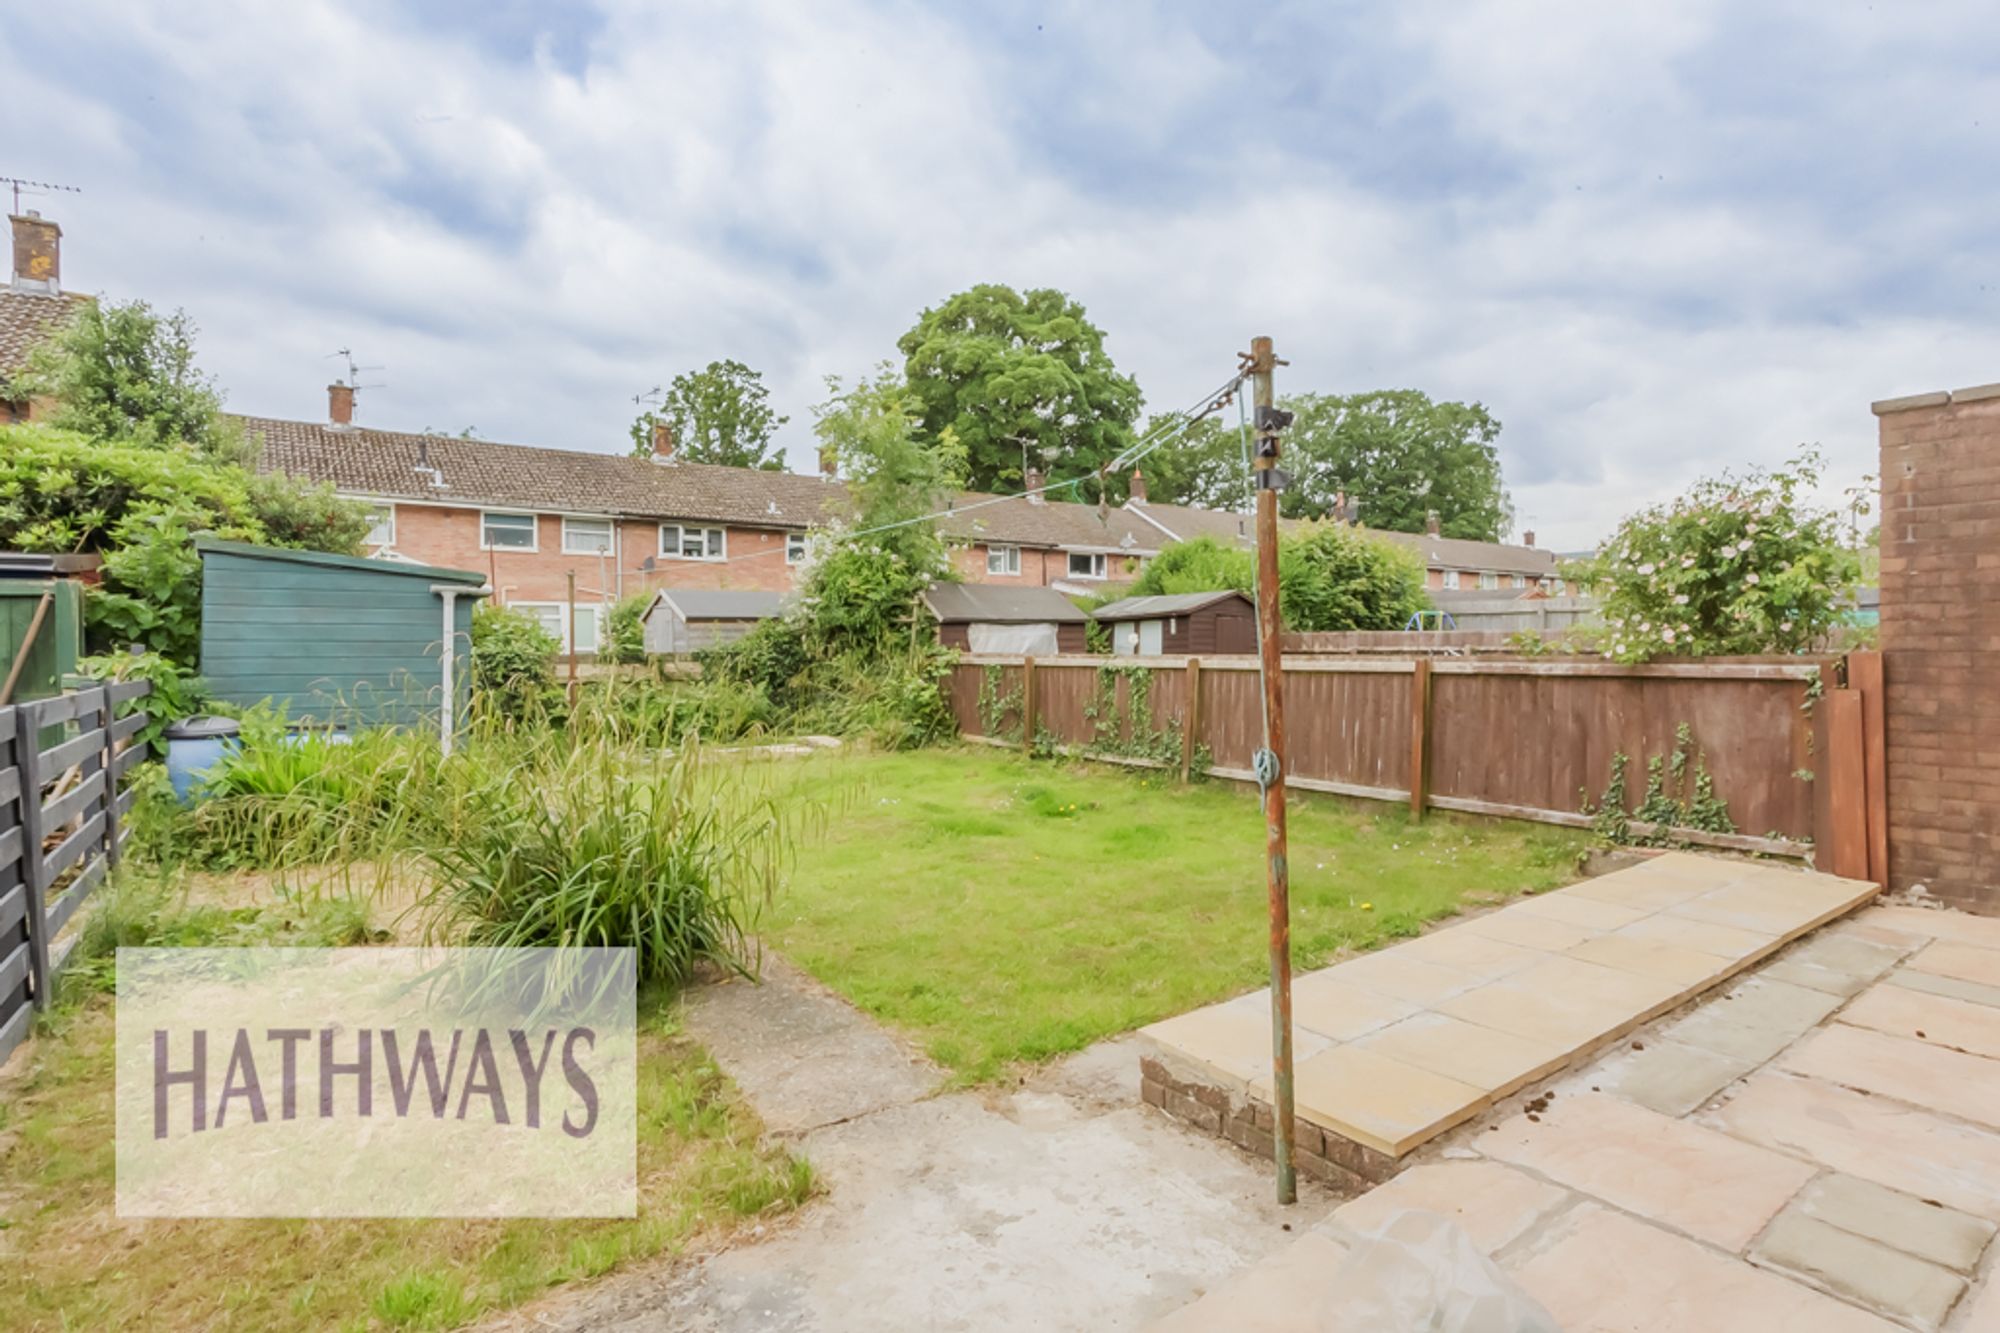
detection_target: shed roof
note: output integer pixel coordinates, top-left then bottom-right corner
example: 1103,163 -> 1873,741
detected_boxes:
1091,590 -> 1253,621
645,588 -> 788,622
920,582 -> 1089,624
1379,530 -> 1557,578
194,537 -> 486,585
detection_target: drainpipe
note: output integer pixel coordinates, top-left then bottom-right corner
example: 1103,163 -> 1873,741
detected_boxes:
433,583 -> 492,755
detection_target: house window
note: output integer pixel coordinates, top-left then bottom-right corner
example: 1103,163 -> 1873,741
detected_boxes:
659,524 -> 725,561
1441,570 -> 1461,590
562,516 -> 614,555
363,503 -> 395,547
1067,552 -> 1108,580
1479,572 -> 1500,591
987,545 -> 1021,576
512,601 -> 600,654
1511,574 -> 1526,589
481,511 -> 538,551
786,533 -> 808,564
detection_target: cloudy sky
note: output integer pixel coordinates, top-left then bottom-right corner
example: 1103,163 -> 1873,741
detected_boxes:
8,1 -> 1997,549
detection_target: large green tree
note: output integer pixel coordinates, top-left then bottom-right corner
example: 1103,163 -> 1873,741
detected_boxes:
1283,391 -> 1512,539
896,284 -> 1142,494
629,358 -> 788,469
1125,527 -> 1429,632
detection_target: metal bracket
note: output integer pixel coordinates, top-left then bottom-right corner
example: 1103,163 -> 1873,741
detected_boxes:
1253,468 -> 1292,492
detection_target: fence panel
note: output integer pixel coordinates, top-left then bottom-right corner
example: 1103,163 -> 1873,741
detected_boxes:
0,681 -> 152,1065
948,654 -> 1852,861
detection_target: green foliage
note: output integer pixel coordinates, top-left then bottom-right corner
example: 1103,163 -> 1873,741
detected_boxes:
75,650 -> 207,754
470,602 -> 560,720
21,299 -> 244,461
628,359 -> 788,469
1082,663 -> 1192,767
1573,447 -> 1866,661
240,470 -> 373,553
603,593 -> 651,665
1127,524 -> 1428,633
897,284 -> 1141,493
1581,724 -> 1737,846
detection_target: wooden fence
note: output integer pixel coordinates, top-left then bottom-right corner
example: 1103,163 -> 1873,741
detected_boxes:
948,652 -> 1886,878
1,681 -> 152,1065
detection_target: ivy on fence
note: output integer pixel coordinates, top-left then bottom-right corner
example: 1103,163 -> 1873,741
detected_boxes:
1580,722 -> 1737,847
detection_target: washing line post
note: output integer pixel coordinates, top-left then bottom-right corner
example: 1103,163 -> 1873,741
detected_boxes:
1249,334 -> 1297,1205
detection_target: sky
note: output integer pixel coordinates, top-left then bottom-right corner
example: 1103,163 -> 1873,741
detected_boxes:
6,0 -> 1998,551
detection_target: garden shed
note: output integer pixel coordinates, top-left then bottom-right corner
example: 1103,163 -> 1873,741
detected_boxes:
1092,590 -> 1256,656
196,538 -> 487,735
921,582 -> 1089,655
641,588 -> 786,656
0,556 -> 81,709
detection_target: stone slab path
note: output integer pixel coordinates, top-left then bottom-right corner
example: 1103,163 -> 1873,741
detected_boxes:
488,962 -> 1325,1332
1140,851 -> 1878,1160
1147,901 -> 2000,1331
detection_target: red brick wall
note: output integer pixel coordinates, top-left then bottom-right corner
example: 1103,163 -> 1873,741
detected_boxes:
951,543 -> 1068,586
1876,385 -> 2000,913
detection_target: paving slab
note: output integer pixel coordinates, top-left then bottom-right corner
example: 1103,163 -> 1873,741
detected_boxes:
1587,1037 -> 1756,1116
1708,1072 -> 2000,1220
1324,1159 -> 1570,1254
1889,967 -> 2000,1010
1509,889 -> 1648,930
1260,1043 -> 1487,1157
1749,1210 -> 1965,1328
1779,1023 -> 2000,1131
1138,994 -> 1334,1093
1478,1090 -> 1814,1251
1840,982 -> 2000,1060
1145,1232 -> 1346,1333
1958,1276 -> 2000,1332
1860,905 -> 2000,951
679,955 -> 942,1134
1505,1202 -> 1899,1332
1618,911 -> 1778,959
1458,903 -> 1602,952
1287,974 -> 1419,1042
1565,931 -> 1733,985
1349,1012 -> 1569,1101
1759,931 -> 1913,996
1660,975 -> 1843,1065
1792,1173 -> 1996,1273
1911,941 -> 2000,990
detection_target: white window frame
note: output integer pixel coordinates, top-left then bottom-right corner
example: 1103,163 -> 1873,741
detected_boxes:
1441,570 -> 1461,590
986,544 -> 1022,576
480,510 -> 540,552
1478,571 -> 1500,591
1511,574 -> 1526,589
511,600 -> 601,654
1067,551 -> 1109,580
786,532 -> 808,565
659,523 -> 726,561
363,503 -> 395,548
561,515 -> 615,555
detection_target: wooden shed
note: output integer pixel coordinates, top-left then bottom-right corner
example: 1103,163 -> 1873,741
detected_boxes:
641,589 -> 786,656
1092,590 -> 1256,656
921,582 -> 1089,655
197,539 -> 487,735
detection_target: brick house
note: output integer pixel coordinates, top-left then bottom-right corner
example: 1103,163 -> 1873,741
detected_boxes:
0,212 -> 90,422
1379,516 -> 1559,594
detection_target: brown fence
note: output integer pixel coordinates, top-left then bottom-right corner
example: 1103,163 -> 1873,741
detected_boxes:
948,652 -> 1885,875
1,681 -> 152,1065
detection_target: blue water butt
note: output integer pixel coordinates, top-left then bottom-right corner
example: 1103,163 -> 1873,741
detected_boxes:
162,716 -> 243,803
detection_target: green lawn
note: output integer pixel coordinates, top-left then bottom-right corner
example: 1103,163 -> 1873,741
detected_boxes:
771,747 -> 1590,1084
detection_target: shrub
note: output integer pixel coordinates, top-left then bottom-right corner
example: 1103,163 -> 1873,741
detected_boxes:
1128,524 -> 1429,632
603,593 -> 651,665
470,603 -> 560,720
241,471 -> 373,554
75,649 -> 209,754
1575,448 -> 1866,661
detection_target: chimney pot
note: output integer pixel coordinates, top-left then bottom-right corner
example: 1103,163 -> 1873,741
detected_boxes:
1129,468 -> 1147,504
1523,530 -> 1536,548
328,382 -> 355,427
10,212 -> 61,293
1425,510 -> 1442,536
1025,466 -> 1045,504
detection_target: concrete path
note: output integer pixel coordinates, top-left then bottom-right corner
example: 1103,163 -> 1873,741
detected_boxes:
492,960 -> 1326,1332
1147,901 -> 2000,1332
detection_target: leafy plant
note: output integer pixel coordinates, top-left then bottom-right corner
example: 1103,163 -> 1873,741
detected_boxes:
603,593 -> 651,665
1571,447 -> 1867,661
75,649 -> 208,754
470,602 -> 560,721
628,359 -> 788,469
1580,724 -> 1737,847
1127,524 -> 1428,633
20,299 -> 244,462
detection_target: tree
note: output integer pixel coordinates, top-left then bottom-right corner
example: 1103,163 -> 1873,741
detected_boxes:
813,365 -> 966,576
628,359 -> 787,469
1280,391 -> 1512,540
1126,525 -> 1429,633
897,284 -> 1142,494
1575,448 -> 1865,662
1135,414 -> 1243,511
23,299 -> 250,464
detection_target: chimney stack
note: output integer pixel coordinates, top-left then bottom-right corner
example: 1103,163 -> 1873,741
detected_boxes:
1523,530 -> 1536,548
649,418 -> 676,464
10,212 -> 60,293
1025,466 -> 1045,505
1129,468 -> 1148,504
1425,510 -> 1442,537
328,382 -> 355,427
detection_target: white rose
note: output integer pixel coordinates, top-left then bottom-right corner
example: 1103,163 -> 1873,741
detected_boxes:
1681,557 -> 1696,569
1638,562 -> 1656,575
1674,594 -> 1689,605
1746,573 -> 1760,585
1662,629 -> 1677,644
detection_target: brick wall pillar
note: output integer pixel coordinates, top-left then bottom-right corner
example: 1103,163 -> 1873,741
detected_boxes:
1875,383 -> 2000,913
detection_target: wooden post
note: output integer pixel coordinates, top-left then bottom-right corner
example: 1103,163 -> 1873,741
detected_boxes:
1020,656 -> 1037,753
1409,658 -> 1432,819
1180,656 -> 1202,783
1847,650 -> 1889,888
1248,334 -> 1296,1207
99,691 -> 121,867
1825,687 -> 1869,882
14,702 -> 49,1010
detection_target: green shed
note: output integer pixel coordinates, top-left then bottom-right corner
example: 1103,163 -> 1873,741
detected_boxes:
0,574 -> 83,708
197,539 -> 488,738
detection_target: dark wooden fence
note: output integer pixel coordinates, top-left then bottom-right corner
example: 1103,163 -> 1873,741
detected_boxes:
1,681 -> 152,1064
948,652 -> 1886,878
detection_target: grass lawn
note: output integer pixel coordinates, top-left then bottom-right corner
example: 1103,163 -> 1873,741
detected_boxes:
0,879 -> 812,1333
772,747 -> 1589,1084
